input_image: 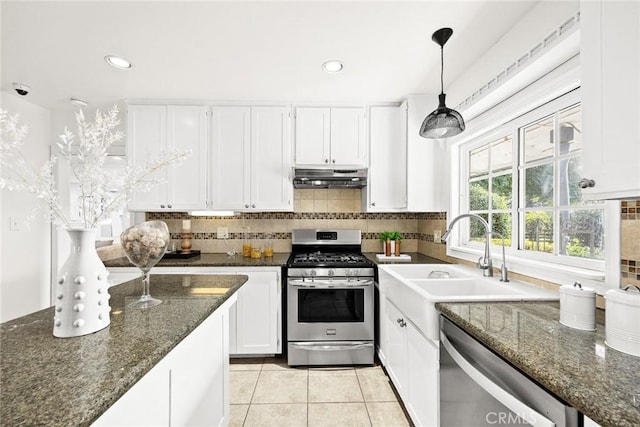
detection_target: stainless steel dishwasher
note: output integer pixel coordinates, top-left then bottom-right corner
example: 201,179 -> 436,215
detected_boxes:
440,316 -> 580,427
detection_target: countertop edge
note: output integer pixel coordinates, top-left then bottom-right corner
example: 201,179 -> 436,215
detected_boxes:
436,302 -> 639,427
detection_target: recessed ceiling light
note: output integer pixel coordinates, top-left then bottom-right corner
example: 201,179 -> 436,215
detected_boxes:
104,55 -> 133,70
322,60 -> 344,73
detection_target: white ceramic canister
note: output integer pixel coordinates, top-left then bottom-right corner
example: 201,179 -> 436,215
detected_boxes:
559,282 -> 596,331
605,285 -> 640,357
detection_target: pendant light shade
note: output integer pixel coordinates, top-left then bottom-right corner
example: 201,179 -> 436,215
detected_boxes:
420,27 -> 465,139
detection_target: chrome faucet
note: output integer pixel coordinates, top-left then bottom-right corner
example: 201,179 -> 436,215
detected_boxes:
441,213 -> 508,280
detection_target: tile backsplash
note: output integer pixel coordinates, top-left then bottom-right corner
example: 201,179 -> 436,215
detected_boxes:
621,200 -> 640,288
147,189 -> 448,256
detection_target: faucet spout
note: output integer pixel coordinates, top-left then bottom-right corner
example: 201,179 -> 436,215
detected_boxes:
441,213 -> 493,277
492,232 -> 509,282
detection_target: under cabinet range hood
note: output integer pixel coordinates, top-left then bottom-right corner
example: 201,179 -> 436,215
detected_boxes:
293,168 -> 368,189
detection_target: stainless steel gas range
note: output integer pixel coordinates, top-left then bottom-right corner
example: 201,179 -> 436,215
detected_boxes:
286,229 -> 375,366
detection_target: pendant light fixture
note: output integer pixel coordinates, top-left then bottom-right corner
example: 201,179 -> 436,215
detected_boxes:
419,27 -> 465,139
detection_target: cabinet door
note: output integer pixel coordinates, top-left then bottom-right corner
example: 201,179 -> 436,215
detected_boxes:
210,106 -> 251,209
405,95 -> 448,211
295,107 -> 330,165
384,299 -> 408,401
250,107 -> 293,211
367,105 -> 407,211
127,105 -> 168,210
167,106 -> 208,210
581,0 -> 640,199
170,302 -> 230,427
330,107 -> 366,166
407,321 -> 439,427
234,271 -> 280,354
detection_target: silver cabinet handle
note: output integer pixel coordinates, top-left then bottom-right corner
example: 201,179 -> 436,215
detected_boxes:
324,159 -> 329,163
371,202 -> 376,207
579,178 -> 595,189
332,159 -> 336,164
252,204 -> 256,208
245,204 -> 249,208
167,204 -> 172,208
160,204 -> 165,208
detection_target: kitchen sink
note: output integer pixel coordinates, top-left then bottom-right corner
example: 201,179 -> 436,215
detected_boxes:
382,264 -> 472,280
378,263 -> 558,340
409,278 -> 527,299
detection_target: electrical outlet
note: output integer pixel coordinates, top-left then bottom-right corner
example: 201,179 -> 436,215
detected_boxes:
10,216 -> 22,231
217,227 -> 228,239
433,230 -> 441,243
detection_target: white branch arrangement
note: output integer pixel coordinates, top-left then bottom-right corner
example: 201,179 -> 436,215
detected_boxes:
0,106 -> 189,229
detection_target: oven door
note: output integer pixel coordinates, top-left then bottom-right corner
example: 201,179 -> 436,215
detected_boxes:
287,278 -> 374,342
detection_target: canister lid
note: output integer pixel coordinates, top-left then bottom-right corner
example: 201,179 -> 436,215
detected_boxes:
605,285 -> 640,307
560,282 -> 596,297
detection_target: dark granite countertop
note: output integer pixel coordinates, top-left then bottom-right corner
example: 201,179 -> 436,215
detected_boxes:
437,301 -> 640,427
104,252 -> 446,269
104,252 -> 290,268
0,274 -> 247,427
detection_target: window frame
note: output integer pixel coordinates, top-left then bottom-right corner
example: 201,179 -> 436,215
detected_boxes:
449,82 -> 620,294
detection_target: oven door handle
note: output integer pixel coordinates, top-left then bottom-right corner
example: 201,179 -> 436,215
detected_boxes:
289,341 -> 373,351
289,279 -> 374,288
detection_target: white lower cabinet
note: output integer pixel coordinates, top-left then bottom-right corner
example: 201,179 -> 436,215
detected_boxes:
92,295 -> 234,427
382,297 -> 439,427
231,270 -> 281,354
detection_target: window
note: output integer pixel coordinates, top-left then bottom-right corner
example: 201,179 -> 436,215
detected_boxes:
461,91 -> 605,271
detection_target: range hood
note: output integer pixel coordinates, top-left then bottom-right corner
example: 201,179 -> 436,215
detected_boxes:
293,168 -> 367,189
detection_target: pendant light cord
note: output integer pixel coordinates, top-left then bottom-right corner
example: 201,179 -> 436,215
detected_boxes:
440,46 -> 444,95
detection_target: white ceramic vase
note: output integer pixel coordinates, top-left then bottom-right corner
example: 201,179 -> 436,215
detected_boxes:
53,228 -> 111,338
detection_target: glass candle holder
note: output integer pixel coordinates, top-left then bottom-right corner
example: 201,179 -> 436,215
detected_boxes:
264,234 -> 274,257
242,229 -> 252,257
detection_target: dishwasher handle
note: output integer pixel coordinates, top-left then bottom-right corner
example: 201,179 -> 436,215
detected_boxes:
440,332 -> 556,427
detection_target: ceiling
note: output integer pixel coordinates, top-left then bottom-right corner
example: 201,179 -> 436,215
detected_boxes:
1,1 -> 539,111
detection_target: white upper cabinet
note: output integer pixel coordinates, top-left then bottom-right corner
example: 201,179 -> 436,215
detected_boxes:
250,107 -> 293,211
210,106 -> 293,211
209,106 -> 251,210
127,105 -> 208,211
365,96 -> 447,212
295,106 -> 366,166
127,105 -> 166,210
405,95 -> 448,212
580,0 -> 640,199
367,105 -> 407,211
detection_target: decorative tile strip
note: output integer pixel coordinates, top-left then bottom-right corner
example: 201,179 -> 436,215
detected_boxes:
149,211 -> 446,221
621,259 -> 640,281
621,200 -> 639,220
170,232 -> 293,240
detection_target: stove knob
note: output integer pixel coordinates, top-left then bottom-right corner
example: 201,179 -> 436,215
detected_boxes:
310,270 -> 317,277
328,269 -> 335,277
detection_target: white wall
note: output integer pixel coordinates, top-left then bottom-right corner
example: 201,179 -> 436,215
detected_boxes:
447,0 -> 580,108
0,92 -> 52,321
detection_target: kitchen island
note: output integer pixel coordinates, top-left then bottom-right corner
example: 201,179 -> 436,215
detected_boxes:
0,274 -> 247,427
437,301 -> 640,427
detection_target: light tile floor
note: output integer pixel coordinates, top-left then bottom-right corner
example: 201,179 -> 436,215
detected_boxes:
230,357 -> 412,427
